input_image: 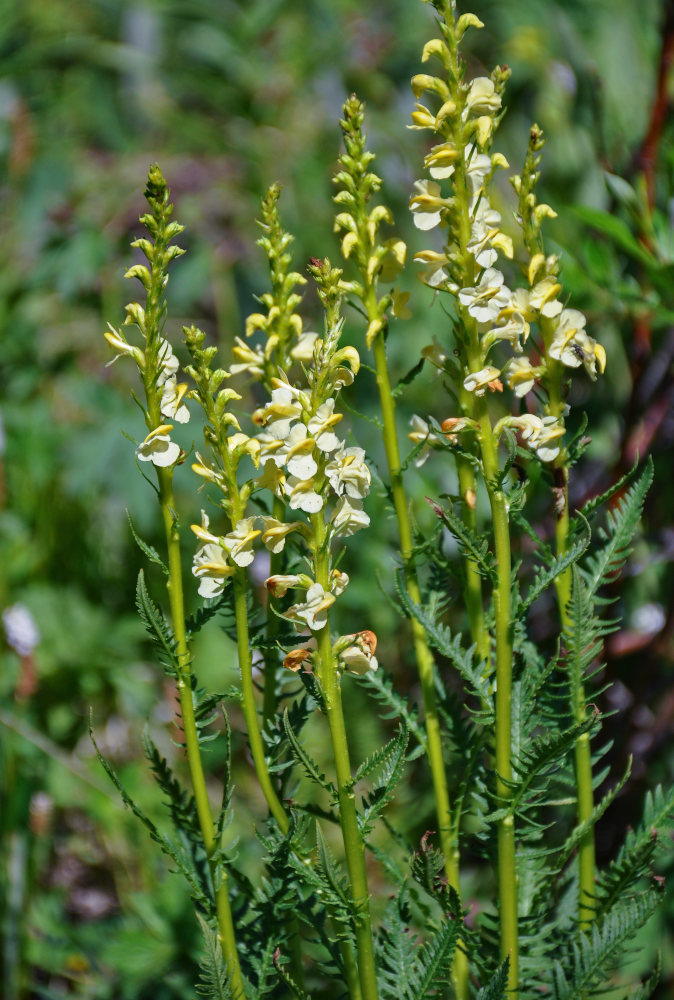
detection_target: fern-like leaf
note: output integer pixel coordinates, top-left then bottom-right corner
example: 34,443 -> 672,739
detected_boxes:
135,569 -> 181,677
517,519 -> 590,618
426,496 -> 497,582
582,459 -> 653,598
127,509 -> 169,575
282,709 -> 337,797
196,913 -> 237,1000
475,959 -> 509,1000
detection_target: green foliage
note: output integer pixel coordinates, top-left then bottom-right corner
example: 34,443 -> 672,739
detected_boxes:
196,914 -> 236,1000
135,569 -> 181,679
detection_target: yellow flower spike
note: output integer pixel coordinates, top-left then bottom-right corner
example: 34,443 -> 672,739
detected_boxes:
533,203 -> 558,226
388,239 -> 407,267
456,12 -> 485,38
245,313 -> 267,337
190,521 -> 221,544
333,345 -> 360,374
410,74 -> 450,101
289,314 -> 303,337
492,233 -> 514,259
473,115 -> 494,147
414,249 -> 448,264
435,99 -> 458,124
392,291 -> 412,319
145,423 -> 175,441
409,104 -> 437,130
527,253 -> 546,286
421,38 -> 451,66
334,211 -> 357,232
264,334 -> 280,359
198,561 -> 237,578
491,152 -> 509,170
594,343 -> 607,374
342,232 -> 359,258
286,436 -> 317,462
365,317 -> 385,349
124,263 -> 152,291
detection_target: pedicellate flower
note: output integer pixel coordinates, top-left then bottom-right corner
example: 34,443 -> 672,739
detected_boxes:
136,425 -> 181,467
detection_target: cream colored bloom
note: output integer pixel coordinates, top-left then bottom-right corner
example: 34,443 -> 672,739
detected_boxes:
392,290 -> 412,319
463,366 -> 502,397
529,276 -> 563,318
136,425 -> 181,467
258,516 -> 304,554
408,414 -> 439,466
156,337 -> 179,386
410,179 -> 446,231
282,423 -> 318,480
283,476 -> 324,513
192,537 -> 235,599
160,376 -> 190,423
307,400 -> 342,453
549,309 -> 605,378
505,356 -> 541,397
459,268 -> 510,323
263,387 -> 304,439
290,332 -> 320,362
288,583 -> 335,632
464,77 -> 501,116
104,325 -> 145,368
534,415 -> 565,462
265,574 -> 303,598
222,517 -> 261,568
482,312 -> 530,353
330,570 -> 349,596
414,250 -> 450,289
339,630 -> 378,675
326,446 -> 371,500
230,336 -> 265,377
329,496 -> 370,537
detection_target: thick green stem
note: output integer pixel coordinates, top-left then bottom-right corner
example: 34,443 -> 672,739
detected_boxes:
475,409 -> 519,995
232,570 -> 289,833
157,469 -> 245,1000
311,513 -> 379,1000
371,331 -> 467,997
455,452 -> 490,667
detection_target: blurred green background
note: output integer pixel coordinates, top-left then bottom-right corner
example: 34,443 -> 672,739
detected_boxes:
2,0 -> 674,996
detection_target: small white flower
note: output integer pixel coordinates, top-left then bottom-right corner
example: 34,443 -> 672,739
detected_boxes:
192,542 -> 235,598
326,446 -> 371,500
263,387 -> 304,440
290,332 -> 320,362
482,312 -> 529,353
338,630 -> 378,675
421,337 -> 449,371
288,583 -> 335,632
409,179 -> 446,231
464,77 -> 501,117
265,574 -> 303,598
529,276 -> 563,318
160,376 -> 190,423
329,496 -> 370,537
157,338 -> 179,386
282,423 -> 318,480
534,416 -> 565,463
136,425 -> 181,467
307,400 -> 342,454
3,603 -> 40,656
458,268 -> 510,323
463,366 -> 502,396
414,250 -> 451,289
330,570 -> 349,596
222,517 -> 261,568
283,476 -> 324,513
505,356 -> 541,397
408,414 -> 440,466
229,336 -> 265,378
258,516 -> 303,554
549,309 -> 605,378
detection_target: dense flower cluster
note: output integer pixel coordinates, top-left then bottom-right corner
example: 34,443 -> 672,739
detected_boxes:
406,14 -> 605,467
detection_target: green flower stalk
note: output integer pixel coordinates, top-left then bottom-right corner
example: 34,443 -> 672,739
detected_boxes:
104,166 -> 245,999
182,325 -> 290,835
232,187 -> 314,728
408,2 -> 608,985
254,258 -> 378,1000
512,127 -> 606,930
333,94 -> 469,1000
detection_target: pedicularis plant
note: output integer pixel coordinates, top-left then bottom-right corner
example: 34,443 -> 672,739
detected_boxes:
97,2 -> 672,997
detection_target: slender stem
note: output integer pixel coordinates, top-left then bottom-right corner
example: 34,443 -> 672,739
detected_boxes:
311,513 -> 379,1000
232,570 -> 289,833
157,468 -> 245,1000
548,370 -> 596,930
371,330 -> 468,997
262,496 -> 287,729
475,407 -> 519,995
456,451 -> 490,667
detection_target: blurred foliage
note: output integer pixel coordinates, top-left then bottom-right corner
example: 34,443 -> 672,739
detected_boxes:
1,0 -> 673,996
